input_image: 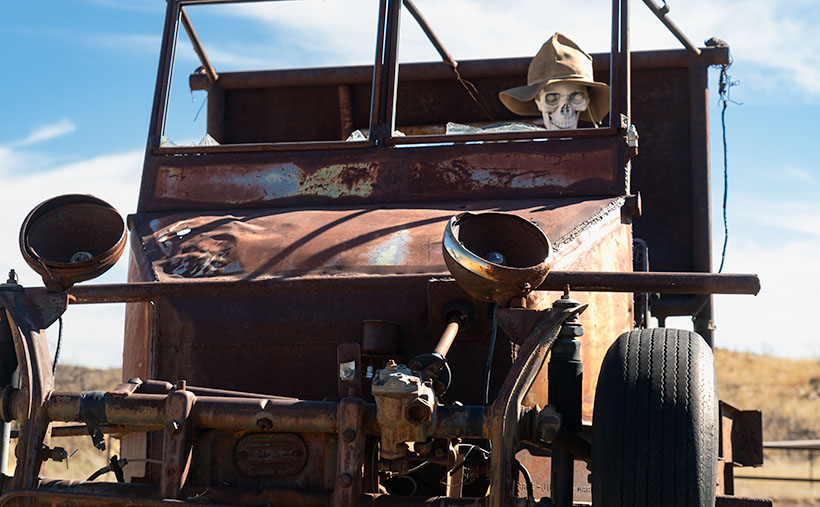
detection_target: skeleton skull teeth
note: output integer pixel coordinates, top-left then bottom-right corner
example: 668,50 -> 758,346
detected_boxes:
535,82 -> 590,130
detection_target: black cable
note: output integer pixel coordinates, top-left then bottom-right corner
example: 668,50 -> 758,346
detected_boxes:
515,459 -> 535,505
484,304 -> 499,405
716,59 -> 740,273
52,316 -> 63,377
718,76 -> 729,273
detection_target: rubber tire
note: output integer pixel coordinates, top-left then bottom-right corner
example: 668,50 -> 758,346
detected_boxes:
591,328 -> 718,507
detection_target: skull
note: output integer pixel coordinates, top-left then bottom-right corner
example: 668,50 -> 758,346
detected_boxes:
534,82 -> 590,130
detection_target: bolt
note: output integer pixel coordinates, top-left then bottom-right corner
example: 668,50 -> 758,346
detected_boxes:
342,429 -> 356,442
340,367 -> 355,381
6,270 -> 17,284
366,366 -> 374,379
166,420 -> 181,433
166,466 -> 177,477
256,418 -> 273,431
175,380 -> 187,391
338,473 -> 353,488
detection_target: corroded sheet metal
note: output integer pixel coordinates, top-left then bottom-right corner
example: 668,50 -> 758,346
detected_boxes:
130,198 -> 624,281
140,138 -> 622,212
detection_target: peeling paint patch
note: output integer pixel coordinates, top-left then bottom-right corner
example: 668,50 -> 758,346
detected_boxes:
366,231 -> 411,265
156,162 -> 376,203
510,172 -> 569,188
301,164 -> 375,198
470,169 -> 501,186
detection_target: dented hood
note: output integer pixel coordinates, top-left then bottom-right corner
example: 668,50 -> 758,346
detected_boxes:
129,197 -> 624,282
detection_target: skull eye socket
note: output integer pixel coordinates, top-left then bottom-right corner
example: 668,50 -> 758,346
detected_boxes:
569,91 -> 587,105
544,92 -> 561,106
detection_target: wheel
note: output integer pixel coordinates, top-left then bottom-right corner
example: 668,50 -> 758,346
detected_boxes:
591,328 -> 718,507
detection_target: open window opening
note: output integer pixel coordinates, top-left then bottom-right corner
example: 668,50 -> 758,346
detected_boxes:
160,0 -> 380,149
390,0 -> 616,143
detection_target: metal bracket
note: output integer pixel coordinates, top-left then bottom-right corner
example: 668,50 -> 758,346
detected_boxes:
332,397 -> 366,507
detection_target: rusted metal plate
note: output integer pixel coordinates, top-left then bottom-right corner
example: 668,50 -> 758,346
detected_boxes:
233,433 -> 308,477
130,198 -> 623,281
139,138 -> 622,212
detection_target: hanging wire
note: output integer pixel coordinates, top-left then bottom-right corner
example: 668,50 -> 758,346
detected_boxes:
692,47 -> 740,323
716,56 -> 741,273
52,317 -> 63,377
484,304 -> 499,405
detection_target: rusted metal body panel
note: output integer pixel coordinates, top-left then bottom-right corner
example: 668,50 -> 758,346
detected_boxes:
122,197 -> 628,402
139,139 -> 624,212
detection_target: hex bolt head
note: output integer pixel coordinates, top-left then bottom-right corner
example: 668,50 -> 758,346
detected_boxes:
338,473 -> 353,488
175,380 -> 187,391
342,428 -> 357,442
256,417 -> 273,431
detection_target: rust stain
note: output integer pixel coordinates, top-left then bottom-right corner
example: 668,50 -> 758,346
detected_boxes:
156,162 -> 377,203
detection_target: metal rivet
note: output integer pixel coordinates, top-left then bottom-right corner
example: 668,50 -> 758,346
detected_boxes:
256,418 -> 273,431
342,429 -> 356,442
338,473 -> 353,488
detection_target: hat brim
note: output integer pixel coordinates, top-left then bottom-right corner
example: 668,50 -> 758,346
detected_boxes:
499,78 -> 610,124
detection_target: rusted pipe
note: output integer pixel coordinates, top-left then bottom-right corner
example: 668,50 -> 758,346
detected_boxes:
48,271 -> 759,306
433,315 -> 461,357
641,0 -> 701,56
402,0 -> 456,69
180,6 -> 219,84
538,271 -> 759,295
35,389 -> 488,439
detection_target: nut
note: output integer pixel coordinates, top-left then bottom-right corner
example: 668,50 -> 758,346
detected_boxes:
342,429 -> 357,442
256,417 -> 273,431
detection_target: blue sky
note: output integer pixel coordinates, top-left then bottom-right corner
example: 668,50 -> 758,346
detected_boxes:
1,0 -> 819,367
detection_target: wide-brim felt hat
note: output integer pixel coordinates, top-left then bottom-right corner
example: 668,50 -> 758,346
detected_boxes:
499,33 -> 610,124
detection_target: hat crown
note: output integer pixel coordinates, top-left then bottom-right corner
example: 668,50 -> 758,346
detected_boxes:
527,33 -> 594,85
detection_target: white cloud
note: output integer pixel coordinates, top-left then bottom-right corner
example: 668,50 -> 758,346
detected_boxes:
713,236 -> 820,359
91,33 -> 161,54
183,0 -> 820,96
734,198 -> 820,238
6,119 -> 76,148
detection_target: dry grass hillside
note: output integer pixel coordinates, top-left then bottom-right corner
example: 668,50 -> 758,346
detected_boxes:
715,349 -> 820,506
3,351 -> 818,504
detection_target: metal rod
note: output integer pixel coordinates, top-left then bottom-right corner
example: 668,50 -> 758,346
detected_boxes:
146,0 -> 181,148
179,6 -> 219,84
402,0 -> 456,69
378,0 -> 402,144
734,476 -> 820,483
764,440 -> 820,450
40,271 -> 760,306
538,271 -> 759,295
434,317 -> 461,357
369,0 -> 389,141
641,0 -> 701,56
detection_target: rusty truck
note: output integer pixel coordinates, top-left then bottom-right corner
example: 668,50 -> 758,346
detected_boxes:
0,0 -> 770,505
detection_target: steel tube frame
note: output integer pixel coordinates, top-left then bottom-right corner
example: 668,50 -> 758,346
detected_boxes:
28,391 -> 489,439
33,271 -> 760,306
